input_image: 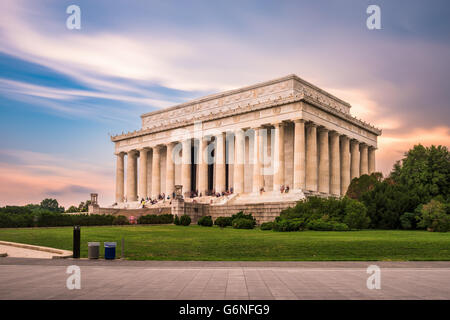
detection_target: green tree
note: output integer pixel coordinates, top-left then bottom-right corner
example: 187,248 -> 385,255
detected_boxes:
390,144 -> 450,203
346,172 -> 383,200
40,198 -> 64,213
65,205 -> 79,213
77,200 -> 92,212
362,180 -> 421,229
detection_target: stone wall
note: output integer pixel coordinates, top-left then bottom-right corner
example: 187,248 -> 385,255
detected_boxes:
208,202 -> 297,224
93,201 -> 296,225
89,206 -> 171,218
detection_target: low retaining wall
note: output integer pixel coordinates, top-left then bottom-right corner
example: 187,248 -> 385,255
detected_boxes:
90,206 -> 171,218
208,202 -> 297,224
95,201 -> 297,224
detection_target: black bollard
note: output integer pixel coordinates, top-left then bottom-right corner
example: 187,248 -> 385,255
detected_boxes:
73,225 -> 80,258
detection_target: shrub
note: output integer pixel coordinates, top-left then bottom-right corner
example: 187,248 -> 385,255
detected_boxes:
231,211 -> 256,226
260,222 -> 274,230
343,201 -> 370,229
418,199 -> 449,232
273,219 -> 303,232
113,215 -> 129,225
137,214 -> 174,224
174,215 -> 180,225
180,214 -> 191,226
232,218 -> 254,229
198,215 -> 213,227
306,219 -> 349,231
214,216 -> 232,228
399,212 -> 418,230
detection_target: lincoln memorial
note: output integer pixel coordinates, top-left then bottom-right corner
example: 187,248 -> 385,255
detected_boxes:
105,75 -> 381,221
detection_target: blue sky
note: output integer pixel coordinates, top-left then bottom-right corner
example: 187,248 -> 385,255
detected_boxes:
0,0 -> 449,207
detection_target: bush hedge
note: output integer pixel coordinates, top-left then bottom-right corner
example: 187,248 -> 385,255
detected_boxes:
137,214 -> 174,225
180,214 -> 191,226
306,219 -> 349,231
260,222 -> 274,230
198,215 -> 213,227
232,218 -> 255,229
273,219 -> 304,232
214,216 -> 233,228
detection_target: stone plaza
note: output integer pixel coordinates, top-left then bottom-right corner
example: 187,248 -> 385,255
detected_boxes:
93,75 -> 381,222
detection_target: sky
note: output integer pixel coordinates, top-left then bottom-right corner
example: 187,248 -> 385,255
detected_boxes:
0,0 -> 449,208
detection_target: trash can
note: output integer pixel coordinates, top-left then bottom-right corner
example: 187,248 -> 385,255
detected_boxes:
88,242 -> 100,259
104,242 -> 117,260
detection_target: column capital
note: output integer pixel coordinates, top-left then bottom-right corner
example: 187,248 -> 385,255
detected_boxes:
368,145 -> 377,150
329,130 -> 340,137
317,126 -> 329,133
138,147 -> 150,153
114,151 -> 125,157
293,118 -> 305,124
350,139 -> 360,145
127,150 -> 138,156
306,121 -> 317,128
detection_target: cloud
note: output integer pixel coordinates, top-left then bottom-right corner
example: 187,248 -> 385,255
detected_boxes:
0,149 -> 114,207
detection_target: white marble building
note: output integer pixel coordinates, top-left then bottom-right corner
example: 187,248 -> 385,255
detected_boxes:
111,74 -> 381,206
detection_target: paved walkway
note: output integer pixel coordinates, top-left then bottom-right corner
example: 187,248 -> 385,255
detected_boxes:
0,241 -> 72,259
0,259 -> 449,300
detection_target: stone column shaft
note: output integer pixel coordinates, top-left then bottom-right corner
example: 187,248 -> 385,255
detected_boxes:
306,123 -> 318,191
318,128 -> 330,194
252,127 -> 263,193
340,136 -> 351,195
215,133 -> 226,193
126,151 -> 137,201
138,149 -> 148,199
273,122 -> 285,191
198,137 -> 208,195
151,147 -> 161,198
293,119 -> 306,189
360,144 -> 369,176
350,140 -> 360,181
233,130 -> 245,193
181,139 -> 191,197
166,143 -> 175,196
368,147 -> 376,174
115,153 -> 124,203
330,132 -> 341,196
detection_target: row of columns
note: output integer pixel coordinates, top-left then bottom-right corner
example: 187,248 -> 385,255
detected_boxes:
115,120 -> 376,202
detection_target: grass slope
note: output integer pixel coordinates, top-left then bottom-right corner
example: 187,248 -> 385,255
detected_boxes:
0,225 -> 449,261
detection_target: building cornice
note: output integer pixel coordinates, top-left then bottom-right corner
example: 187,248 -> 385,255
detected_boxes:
111,92 -> 381,142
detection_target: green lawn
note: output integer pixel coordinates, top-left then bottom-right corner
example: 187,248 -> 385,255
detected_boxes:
0,225 -> 449,261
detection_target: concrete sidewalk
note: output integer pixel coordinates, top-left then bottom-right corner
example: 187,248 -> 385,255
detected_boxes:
0,241 -> 72,259
0,259 -> 449,300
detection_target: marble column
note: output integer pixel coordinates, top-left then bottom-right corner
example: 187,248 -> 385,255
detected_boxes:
166,143 -> 175,196
215,133 -> 226,193
115,152 -> 124,203
350,140 -> 360,181
318,127 -> 330,194
138,148 -> 148,200
293,119 -> 306,190
306,123 -> 318,191
181,139 -> 191,197
252,127 -> 263,193
329,131 -> 341,196
126,150 -> 137,201
233,129 -> 245,193
197,137 -> 208,196
360,143 -> 369,176
151,146 -> 161,198
273,122 -> 285,192
368,147 -> 376,174
340,136 -> 351,195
